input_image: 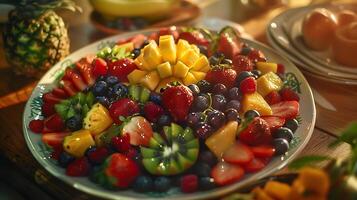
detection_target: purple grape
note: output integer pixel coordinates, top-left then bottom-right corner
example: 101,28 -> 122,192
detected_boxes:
187,112 -> 200,127
198,151 -> 217,166
195,123 -> 213,139
208,110 -> 225,129
192,95 -> 209,112
212,94 -> 226,111
188,84 -> 200,96
225,100 -> 241,111
212,83 -> 227,95
228,87 -> 242,100
197,80 -> 212,93
225,108 -> 238,121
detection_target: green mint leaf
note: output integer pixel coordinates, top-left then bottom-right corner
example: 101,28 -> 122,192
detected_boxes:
329,122 -> 357,148
288,155 -> 331,170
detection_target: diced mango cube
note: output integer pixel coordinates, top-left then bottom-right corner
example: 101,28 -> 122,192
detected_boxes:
264,181 -> 291,200
200,64 -> 211,73
134,54 -> 149,71
191,44 -> 200,54
142,41 -> 162,70
176,39 -> 191,58
141,70 -> 160,91
256,62 -> 278,74
127,69 -> 147,84
157,62 -> 173,79
257,72 -> 283,97
183,72 -> 197,85
191,56 -> 209,71
178,49 -> 199,67
242,92 -> 272,116
191,71 -> 206,81
159,35 -> 177,63
155,77 -> 182,93
173,61 -> 189,78
115,42 -> 134,53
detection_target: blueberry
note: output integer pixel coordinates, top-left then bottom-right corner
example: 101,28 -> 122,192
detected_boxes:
273,138 -> 289,155
105,76 -> 119,86
196,80 -> 212,93
66,115 -> 82,131
273,127 -> 294,143
236,71 -> 253,86
198,151 -> 217,167
251,69 -> 262,78
96,75 -> 106,82
133,176 -> 153,192
157,114 -> 171,127
111,83 -> 128,98
58,152 -> 75,168
197,45 -> 208,56
131,48 -> 141,59
194,163 -> 211,177
92,81 -> 108,96
209,56 -> 220,65
96,96 -> 110,107
284,119 -> 299,133
244,110 -> 260,119
154,176 -> 171,192
240,47 -> 252,56
222,58 -> 233,65
85,146 -> 97,157
188,84 -> 200,96
149,92 -> 162,105
199,177 -> 216,190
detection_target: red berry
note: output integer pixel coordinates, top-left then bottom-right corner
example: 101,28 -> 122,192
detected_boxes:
239,117 -> 272,146
106,153 -> 139,188
277,63 -> 285,74
44,114 -> 65,132
239,77 -> 257,94
43,92 -> 63,104
52,88 -> 68,99
111,134 -> 131,152
247,49 -> 266,63
87,147 -> 110,164
243,157 -> 266,173
211,162 -> 245,186
232,55 -> 253,73
125,147 -> 138,159
265,91 -> 282,105
50,147 -> 63,160
42,102 -> 56,117
280,88 -> 300,102
92,58 -> 108,77
223,142 -> 254,165
180,174 -> 198,193
109,98 -> 140,124
29,119 -> 44,133
143,102 -> 164,122
66,157 -> 91,177
271,101 -> 299,120
108,58 -> 138,82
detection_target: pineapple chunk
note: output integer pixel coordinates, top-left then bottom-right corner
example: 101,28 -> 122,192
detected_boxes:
257,72 -> 283,97
141,70 -> 160,91
173,61 -> 189,78
155,77 -> 182,92
63,130 -> 95,158
191,56 -> 209,71
157,62 -> 173,79
178,49 -> 199,67
242,92 -> 272,116
142,41 -> 162,70
127,69 -> 147,84
176,39 -> 192,58
205,121 -> 238,158
115,42 -> 134,53
183,72 -> 197,85
159,35 -> 177,63
256,62 -> 278,74
191,71 -> 206,81
83,103 -> 113,136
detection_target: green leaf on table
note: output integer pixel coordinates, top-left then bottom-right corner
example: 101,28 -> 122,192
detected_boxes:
329,122 -> 357,147
288,155 -> 331,170
221,193 -> 253,200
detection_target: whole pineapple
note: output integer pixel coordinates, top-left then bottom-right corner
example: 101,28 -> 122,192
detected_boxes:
3,0 -> 81,78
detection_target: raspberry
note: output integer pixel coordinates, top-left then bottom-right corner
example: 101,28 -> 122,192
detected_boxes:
239,77 -> 257,94
44,114 -> 65,132
112,134 -> 131,153
180,174 -> 198,193
29,119 -> 44,133
66,157 -> 91,177
143,102 -> 164,122
265,91 -> 282,105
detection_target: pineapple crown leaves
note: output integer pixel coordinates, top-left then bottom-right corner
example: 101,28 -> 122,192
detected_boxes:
14,0 -> 81,17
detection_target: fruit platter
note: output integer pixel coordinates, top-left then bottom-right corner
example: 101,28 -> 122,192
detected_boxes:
23,26 -> 315,199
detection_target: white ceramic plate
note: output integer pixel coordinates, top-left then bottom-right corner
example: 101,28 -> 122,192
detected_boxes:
23,29 -> 316,200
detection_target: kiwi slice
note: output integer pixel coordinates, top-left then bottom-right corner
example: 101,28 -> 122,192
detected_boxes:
141,123 -> 199,175
129,85 -> 150,103
55,92 -> 95,120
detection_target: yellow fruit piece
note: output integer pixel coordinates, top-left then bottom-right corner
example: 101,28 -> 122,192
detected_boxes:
242,92 -> 272,116
256,62 -> 278,74
263,181 -> 291,200
134,54 -> 150,71
200,64 -> 211,73
191,71 -> 206,81
142,41 -> 162,70
173,61 -> 189,78
205,121 -> 238,158
127,69 -> 147,84
157,61 -> 173,79
257,72 -> 283,97
191,44 -> 200,54
176,39 -> 191,58
191,56 -> 209,71
83,103 -> 113,136
159,35 -> 176,63
252,187 -> 274,200
178,49 -> 199,67
94,132 -> 105,147
297,167 -> 330,196
155,77 -> 182,92
141,70 -> 160,91
63,130 -> 95,158
183,72 -> 197,85
115,42 -> 134,53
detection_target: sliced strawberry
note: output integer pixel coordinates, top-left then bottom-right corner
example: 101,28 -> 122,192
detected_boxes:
29,119 -> 44,133
232,55 -> 253,73
280,88 -> 300,102
223,142 -> 254,165
130,34 -> 148,48
92,58 -> 108,77
148,32 -> 159,42
122,116 -> 153,147
106,153 -> 139,188
243,157 -> 266,173
42,102 -> 56,117
250,145 -> 276,158
211,161 -> 245,186
217,33 -> 241,59
52,87 -> 68,99
76,57 -> 95,86
277,63 -> 285,74
44,114 -> 65,132
178,31 -> 209,47
42,92 -> 63,104
109,98 -> 140,124
271,101 -> 299,120
62,80 -> 78,96
205,68 -> 237,89
66,157 -> 90,177
62,68 -> 75,81
159,27 -> 179,41
247,49 -> 266,63
108,58 -> 138,83
260,116 -> 285,131
239,117 -> 272,146
70,71 -> 88,91
265,91 -> 282,105
42,132 -> 69,149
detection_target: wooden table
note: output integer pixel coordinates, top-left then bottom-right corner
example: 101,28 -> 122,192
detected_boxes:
0,0 -> 355,199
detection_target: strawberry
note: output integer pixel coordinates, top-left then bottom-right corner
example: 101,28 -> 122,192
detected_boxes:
76,57 -> 96,86
250,145 -> 275,158
243,157 -> 266,173
277,63 -> 285,74
86,147 -> 110,164
271,101 -> 299,120
239,117 -> 272,146
122,116 -> 153,146
111,134 -> 131,152
178,31 -> 209,47
92,58 -> 108,77
44,114 -> 65,132
247,49 -> 266,63
239,77 -> 257,94
50,147 -> 63,160
43,92 -> 63,104
148,32 -> 159,42
260,116 -> 285,131
205,68 -> 237,88
159,27 -> 179,41
143,102 -> 164,122
211,161 -> 245,186
223,142 -> 254,165
180,174 -> 198,193
66,157 -> 91,177
42,132 -> 69,149
265,91 -> 282,105
232,55 -> 253,73
105,153 -> 139,188
109,98 -> 140,124
29,119 -> 44,133
42,102 -> 56,117
70,71 -> 88,91
62,80 -> 78,96
108,58 -> 138,83
280,88 -> 300,102
62,68 -> 75,81
217,33 -> 241,59
162,84 -> 193,122
52,87 -> 68,99
117,34 -> 148,48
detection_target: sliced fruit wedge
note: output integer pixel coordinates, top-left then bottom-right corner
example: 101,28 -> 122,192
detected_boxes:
223,142 -> 254,165
122,116 -> 153,146
260,116 -> 285,131
271,101 -> 299,120
211,161 -> 245,186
